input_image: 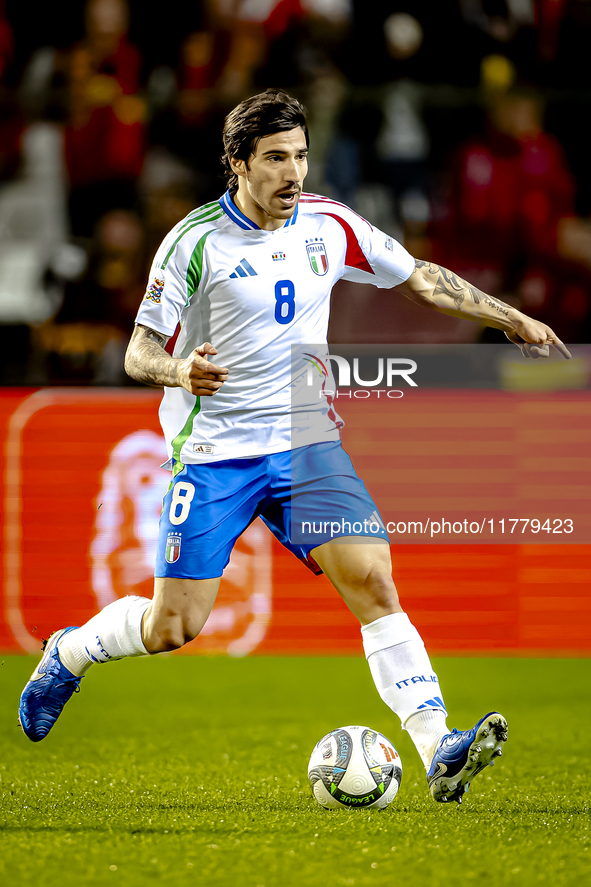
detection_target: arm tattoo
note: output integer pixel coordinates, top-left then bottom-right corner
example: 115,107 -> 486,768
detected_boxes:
414,260 -> 511,316
124,325 -> 177,387
481,294 -> 512,316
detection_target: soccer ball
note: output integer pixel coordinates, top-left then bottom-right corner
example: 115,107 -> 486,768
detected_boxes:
308,725 -> 402,810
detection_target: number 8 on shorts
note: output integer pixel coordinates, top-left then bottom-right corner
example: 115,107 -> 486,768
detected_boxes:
169,481 -> 195,525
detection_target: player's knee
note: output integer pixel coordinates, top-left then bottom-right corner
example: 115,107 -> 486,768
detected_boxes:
145,611 -> 203,652
364,568 -> 399,612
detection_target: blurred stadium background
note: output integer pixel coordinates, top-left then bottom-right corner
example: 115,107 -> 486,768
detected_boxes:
0,0 -> 590,657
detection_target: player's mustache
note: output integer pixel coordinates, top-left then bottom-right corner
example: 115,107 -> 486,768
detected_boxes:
276,186 -> 301,197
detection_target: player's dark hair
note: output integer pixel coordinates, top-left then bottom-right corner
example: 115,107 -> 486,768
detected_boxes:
221,89 -> 309,192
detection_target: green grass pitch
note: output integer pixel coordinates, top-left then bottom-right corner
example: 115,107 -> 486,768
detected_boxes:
1,654 -> 590,887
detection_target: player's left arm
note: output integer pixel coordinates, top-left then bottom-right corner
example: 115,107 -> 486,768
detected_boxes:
394,260 -> 572,359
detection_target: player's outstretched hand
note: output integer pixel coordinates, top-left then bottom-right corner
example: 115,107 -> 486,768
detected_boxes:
505,315 -> 572,360
177,342 -> 229,396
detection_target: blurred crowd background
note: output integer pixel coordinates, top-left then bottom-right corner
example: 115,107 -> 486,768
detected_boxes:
1,0 -> 591,385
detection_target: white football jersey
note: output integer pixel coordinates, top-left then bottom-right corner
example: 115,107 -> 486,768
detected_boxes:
135,191 -> 415,465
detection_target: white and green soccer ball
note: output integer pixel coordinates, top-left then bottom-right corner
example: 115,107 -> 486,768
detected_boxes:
308,725 -> 402,810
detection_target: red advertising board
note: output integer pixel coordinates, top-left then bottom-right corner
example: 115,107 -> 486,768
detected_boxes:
1,388 -> 590,655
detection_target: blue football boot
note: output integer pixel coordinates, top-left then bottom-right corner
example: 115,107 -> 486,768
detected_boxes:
18,627 -> 82,742
427,711 -> 508,804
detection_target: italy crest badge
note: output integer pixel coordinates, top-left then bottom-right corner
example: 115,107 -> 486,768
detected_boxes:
306,239 -> 328,275
165,533 -> 182,564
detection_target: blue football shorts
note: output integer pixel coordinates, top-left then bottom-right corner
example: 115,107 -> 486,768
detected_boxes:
155,441 -> 388,580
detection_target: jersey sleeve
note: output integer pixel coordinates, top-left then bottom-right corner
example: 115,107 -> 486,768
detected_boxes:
134,231 -> 192,337
312,199 -> 415,288
353,223 -> 416,288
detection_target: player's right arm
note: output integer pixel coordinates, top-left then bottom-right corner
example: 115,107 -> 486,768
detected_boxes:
124,325 -> 229,396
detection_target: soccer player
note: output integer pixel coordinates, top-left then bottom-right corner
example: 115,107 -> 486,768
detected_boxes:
20,89 -> 571,805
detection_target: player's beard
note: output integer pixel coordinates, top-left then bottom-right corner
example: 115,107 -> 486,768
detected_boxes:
271,186 -> 301,218
240,177 -> 303,227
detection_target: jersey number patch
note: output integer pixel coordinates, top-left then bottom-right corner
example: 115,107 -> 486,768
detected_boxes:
274,279 -> 295,325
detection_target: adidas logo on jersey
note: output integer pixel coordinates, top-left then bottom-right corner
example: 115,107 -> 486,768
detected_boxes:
230,258 -> 257,278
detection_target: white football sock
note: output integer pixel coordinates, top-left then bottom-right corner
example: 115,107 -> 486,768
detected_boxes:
404,710 -> 449,769
361,612 -> 449,769
58,596 -> 151,676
